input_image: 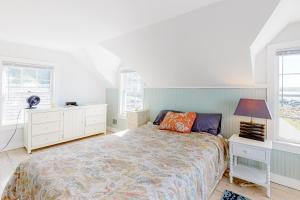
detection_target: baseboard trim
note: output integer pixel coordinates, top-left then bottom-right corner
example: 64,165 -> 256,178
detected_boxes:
107,126 -> 122,133
271,173 -> 300,190
0,144 -> 24,152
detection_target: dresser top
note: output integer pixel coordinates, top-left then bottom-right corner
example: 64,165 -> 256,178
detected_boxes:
229,134 -> 272,149
24,104 -> 107,113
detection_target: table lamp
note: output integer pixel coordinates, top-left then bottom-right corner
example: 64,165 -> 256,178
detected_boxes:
234,98 -> 272,141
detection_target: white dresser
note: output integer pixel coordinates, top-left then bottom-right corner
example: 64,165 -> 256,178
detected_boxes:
24,104 -> 107,153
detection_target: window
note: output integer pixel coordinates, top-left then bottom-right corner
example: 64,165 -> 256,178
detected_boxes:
277,50 -> 300,143
2,61 -> 54,125
119,70 -> 144,117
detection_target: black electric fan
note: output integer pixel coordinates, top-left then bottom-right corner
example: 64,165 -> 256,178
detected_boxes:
26,95 -> 40,109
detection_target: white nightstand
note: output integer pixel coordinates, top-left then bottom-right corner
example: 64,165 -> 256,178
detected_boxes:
127,110 -> 150,129
229,134 -> 272,197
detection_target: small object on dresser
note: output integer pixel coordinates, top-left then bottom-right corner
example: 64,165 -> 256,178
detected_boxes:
65,102 -> 78,106
234,98 -> 272,141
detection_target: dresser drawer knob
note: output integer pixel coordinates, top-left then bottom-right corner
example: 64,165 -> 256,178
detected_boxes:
243,150 -> 248,154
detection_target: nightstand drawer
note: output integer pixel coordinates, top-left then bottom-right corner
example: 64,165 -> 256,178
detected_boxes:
232,143 -> 266,162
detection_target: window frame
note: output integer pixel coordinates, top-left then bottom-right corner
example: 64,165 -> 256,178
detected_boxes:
267,41 -> 300,154
0,57 -> 56,128
118,69 -> 144,119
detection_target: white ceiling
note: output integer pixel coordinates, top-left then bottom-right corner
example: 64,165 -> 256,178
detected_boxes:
0,0 -> 222,50
0,0 -> 293,88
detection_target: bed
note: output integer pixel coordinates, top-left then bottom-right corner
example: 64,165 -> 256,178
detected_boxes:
2,124 -> 228,200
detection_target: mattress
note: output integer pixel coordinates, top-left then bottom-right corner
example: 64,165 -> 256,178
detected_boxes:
2,125 -> 228,200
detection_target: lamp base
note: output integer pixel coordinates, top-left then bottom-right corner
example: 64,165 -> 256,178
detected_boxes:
239,121 -> 265,142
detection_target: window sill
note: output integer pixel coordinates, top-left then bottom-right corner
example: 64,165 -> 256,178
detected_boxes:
273,140 -> 300,155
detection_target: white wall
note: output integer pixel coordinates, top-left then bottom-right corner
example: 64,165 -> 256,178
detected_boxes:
101,0 -> 279,88
73,46 -> 122,88
0,40 -> 107,151
254,21 -> 300,84
271,22 -> 300,44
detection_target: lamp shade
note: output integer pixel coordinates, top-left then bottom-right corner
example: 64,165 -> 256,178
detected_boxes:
234,98 -> 272,120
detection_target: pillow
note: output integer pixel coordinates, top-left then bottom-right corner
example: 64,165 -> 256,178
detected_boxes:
153,110 -> 182,125
192,113 -> 222,135
159,112 -> 197,133
153,110 -> 222,135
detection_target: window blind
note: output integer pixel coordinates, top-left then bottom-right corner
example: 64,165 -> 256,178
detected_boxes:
276,48 -> 300,56
2,61 -> 53,125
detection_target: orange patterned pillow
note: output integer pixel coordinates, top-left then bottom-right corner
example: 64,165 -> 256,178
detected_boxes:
159,112 -> 197,133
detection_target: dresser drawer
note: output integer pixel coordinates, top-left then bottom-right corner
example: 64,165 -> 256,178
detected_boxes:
86,115 -> 106,125
32,121 -> 63,136
232,143 -> 266,162
85,123 -> 106,135
86,106 -> 106,117
32,111 -> 63,124
32,132 -> 62,147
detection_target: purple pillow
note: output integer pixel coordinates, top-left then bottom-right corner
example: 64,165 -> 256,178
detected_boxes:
191,113 -> 222,135
153,110 -> 222,135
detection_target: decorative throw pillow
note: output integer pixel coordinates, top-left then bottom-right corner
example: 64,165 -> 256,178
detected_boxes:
153,110 -> 182,125
159,112 -> 197,133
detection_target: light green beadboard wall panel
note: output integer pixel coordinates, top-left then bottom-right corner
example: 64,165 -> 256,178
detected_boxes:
106,88 -> 300,181
144,88 -> 266,138
107,88 -> 267,137
271,150 -> 300,180
106,88 -> 127,130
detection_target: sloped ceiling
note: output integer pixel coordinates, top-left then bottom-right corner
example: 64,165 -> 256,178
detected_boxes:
101,0 -> 279,87
251,0 -> 300,69
0,0 -> 223,51
0,0 -> 285,88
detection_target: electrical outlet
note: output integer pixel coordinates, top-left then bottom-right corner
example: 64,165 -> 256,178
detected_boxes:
112,119 -> 117,125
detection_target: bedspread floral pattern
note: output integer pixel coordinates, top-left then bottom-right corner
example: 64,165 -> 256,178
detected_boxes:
2,125 -> 228,200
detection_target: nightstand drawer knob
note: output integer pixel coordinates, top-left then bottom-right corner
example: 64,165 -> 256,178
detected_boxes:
243,150 -> 248,154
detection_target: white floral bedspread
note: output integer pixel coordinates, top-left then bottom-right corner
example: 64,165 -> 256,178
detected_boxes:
2,125 -> 228,200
